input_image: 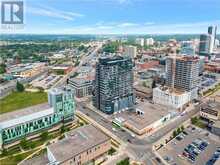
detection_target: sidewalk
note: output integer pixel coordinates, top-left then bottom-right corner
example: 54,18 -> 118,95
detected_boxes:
76,111 -> 123,145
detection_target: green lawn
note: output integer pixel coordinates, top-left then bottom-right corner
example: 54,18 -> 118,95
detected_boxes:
0,91 -> 47,114
0,149 -> 38,165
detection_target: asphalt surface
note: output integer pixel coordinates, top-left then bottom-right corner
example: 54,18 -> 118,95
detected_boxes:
77,102 -> 201,165
62,42 -> 203,164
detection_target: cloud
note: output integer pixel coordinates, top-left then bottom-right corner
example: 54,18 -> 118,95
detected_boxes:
2,20 -> 219,34
60,20 -> 220,34
27,6 -> 84,21
117,22 -> 139,27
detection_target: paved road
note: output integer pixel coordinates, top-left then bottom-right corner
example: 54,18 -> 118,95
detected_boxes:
54,42 -> 103,87
77,102 -> 201,165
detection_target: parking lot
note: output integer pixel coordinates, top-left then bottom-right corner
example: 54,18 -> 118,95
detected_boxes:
158,125 -> 220,165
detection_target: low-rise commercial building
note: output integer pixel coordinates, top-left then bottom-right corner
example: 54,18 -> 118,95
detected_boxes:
8,63 -> 47,79
47,124 -> 111,165
0,87 -> 75,150
200,100 -> 220,136
200,101 -> 220,121
52,65 -> 73,75
113,102 -> 177,135
204,62 -> 220,73
136,60 -> 159,70
68,78 -> 93,98
0,80 -> 16,99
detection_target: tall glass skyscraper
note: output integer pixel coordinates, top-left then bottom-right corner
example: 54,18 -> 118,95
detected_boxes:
92,56 -> 135,114
199,26 -> 217,55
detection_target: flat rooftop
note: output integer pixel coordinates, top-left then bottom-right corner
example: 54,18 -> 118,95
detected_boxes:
114,102 -> 176,130
0,103 -> 52,129
68,78 -> 93,85
47,124 -> 110,163
202,101 -> 220,112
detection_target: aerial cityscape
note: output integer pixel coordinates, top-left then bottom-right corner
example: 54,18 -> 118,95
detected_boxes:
0,0 -> 220,165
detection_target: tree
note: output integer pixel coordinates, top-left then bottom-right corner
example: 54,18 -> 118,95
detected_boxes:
117,157 -> 130,165
1,148 -> 8,156
78,45 -> 85,51
152,80 -> 157,88
20,137 -> 28,149
142,81 -> 147,87
181,125 -> 184,131
16,81 -> 24,92
40,131 -> 49,141
0,63 -> 6,74
173,130 -> 177,137
60,125 -> 65,134
108,147 -> 116,155
177,127 -> 181,134
191,117 -> 198,125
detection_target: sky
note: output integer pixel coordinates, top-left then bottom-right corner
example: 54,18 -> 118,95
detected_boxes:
1,0 -> 220,34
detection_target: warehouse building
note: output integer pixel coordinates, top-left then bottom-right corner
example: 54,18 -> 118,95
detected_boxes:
0,87 -> 75,150
47,124 -> 111,165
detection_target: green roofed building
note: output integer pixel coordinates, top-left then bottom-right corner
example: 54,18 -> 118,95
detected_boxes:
0,87 -> 75,150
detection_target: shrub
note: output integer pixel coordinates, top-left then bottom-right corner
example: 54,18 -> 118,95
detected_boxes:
16,82 -> 24,92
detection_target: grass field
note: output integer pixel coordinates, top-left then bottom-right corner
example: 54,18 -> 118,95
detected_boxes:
0,149 -> 38,165
0,91 -> 47,114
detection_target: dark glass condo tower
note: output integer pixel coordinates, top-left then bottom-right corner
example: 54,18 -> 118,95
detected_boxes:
92,56 -> 135,114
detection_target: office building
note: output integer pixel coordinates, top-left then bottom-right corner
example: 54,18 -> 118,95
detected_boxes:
199,26 -> 217,55
68,78 -> 93,98
0,87 -> 75,150
93,56 -> 135,114
208,26 -> 217,53
166,56 -> 200,92
124,45 -> 137,58
47,124 -> 111,165
199,34 -> 210,55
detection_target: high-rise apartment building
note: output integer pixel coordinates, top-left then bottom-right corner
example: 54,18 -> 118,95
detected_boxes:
153,55 -> 199,109
166,56 -> 200,91
124,45 -> 137,58
93,56 -> 135,114
145,38 -> 154,46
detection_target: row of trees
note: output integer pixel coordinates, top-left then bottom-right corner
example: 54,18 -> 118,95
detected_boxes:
20,131 -> 49,150
117,157 -> 130,165
0,63 -> 6,74
102,41 -> 120,53
0,41 -> 82,61
172,125 -> 185,137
